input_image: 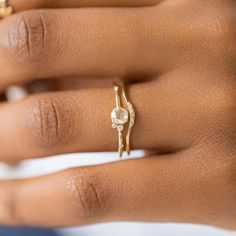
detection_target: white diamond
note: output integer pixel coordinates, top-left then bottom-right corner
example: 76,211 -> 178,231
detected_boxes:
111,108 -> 129,125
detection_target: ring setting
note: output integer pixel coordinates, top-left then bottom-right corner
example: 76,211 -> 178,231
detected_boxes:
111,108 -> 129,127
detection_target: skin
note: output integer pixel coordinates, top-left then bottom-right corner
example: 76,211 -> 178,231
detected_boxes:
0,0 -> 235,230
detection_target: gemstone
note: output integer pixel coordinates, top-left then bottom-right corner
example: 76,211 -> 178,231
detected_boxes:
111,108 -> 129,125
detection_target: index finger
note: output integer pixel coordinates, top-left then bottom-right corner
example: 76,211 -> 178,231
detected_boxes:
0,7 -> 170,90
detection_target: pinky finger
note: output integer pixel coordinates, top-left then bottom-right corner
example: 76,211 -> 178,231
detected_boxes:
0,149 -> 227,228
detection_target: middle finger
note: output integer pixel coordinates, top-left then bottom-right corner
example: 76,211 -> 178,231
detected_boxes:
0,5 -> 174,90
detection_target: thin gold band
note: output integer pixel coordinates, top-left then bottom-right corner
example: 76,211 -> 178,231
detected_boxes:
111,84 -> 129,157
111,83 -> 136,158
114,85 -> 125,157
121,85 -> 136,155
0,0 -> 13,18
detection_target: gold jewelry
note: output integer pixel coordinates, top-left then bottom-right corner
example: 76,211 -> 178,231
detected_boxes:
121,85 -> 136,155
111,84 -> 129,158
111,83 -> 136,157
0,0 -> 13,18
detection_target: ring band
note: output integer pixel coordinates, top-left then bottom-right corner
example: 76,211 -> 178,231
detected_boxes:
111,83 -> 136,158
0,0 -> 13,18
111,84 -> 129,157
121,85 -> 136,155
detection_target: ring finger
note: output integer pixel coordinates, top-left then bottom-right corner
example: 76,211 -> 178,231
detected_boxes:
0,79 -> 194,162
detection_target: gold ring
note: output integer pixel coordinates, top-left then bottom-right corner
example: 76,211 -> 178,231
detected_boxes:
121,84 -> 136,156
111,83 -> 129,157
111,83 -> 136,158
0,0 -> 13,19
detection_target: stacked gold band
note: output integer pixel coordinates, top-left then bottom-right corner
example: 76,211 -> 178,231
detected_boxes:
111,83 -> 136,158
122,85 -> 136,155
0,0 -> 13,18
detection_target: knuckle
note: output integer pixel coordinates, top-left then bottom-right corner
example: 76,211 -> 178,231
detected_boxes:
204,86 -> 235,128
195,85 -> 236,148
210,18 -> 231,44
6,10 -> 53,64
201,7 -> 235,51
25,95 -> 75,149
208,86 -> 235,114
65,168 -> 108,219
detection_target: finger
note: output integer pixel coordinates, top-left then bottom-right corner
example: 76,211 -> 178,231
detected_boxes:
0,150 -> 230,228
0,6 -> 172,89
12,0 -> 161,11
0,80 -> 194,162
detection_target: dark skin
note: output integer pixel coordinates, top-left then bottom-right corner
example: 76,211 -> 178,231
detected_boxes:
0,0 -> 235,230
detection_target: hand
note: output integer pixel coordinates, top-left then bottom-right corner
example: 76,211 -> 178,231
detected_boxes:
0,0 -> 235,229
